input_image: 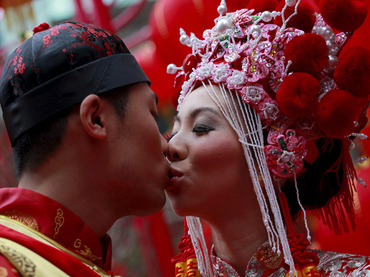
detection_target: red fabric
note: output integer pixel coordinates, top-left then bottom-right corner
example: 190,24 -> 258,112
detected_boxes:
148,211 -> 175,277
0,224 -> 103,276
0,188 -> 113,273
0,254 -> 20,276
313,164 -> 370,256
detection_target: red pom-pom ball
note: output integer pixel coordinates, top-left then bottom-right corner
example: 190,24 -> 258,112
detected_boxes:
319,0 -> 368,32
274,0 -> 316,33
285,33 -> 329,76
315,89 -> 365,138
32,22 -> 50,35
334,46 -> 370,98
247,0 -> 279,13
276,73 -> 321,118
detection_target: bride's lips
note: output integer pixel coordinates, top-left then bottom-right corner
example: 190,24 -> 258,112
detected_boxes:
167,167 -> 184,184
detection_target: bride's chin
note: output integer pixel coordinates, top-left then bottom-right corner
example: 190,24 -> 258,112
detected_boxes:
169,203 -> 194,218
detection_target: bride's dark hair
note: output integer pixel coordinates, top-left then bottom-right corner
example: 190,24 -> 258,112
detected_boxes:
282,137 -> 356,232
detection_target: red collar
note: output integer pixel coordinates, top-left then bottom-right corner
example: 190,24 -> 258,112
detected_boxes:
0,187 -> 112,270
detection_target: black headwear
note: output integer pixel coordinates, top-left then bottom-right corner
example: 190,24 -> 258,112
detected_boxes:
0,21 -> 150,145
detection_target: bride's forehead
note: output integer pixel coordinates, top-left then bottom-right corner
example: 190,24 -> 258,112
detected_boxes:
180,87 -> 213,107
181,85 -> 223,105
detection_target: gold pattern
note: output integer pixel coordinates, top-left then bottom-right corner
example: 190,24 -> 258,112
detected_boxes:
175,261 -> 186,277
0,216 -> 111,276
256,244 -> 283,270
73,239 -> 100,262
285,268 -> 303,277
74,239 -> 82,248
302,265 -> 320,277
78,245 -> 99,262
0,243 -> 36,276
0,267 -> 8,277
186,258 -> 201,277
54,209 -> 64,239
2,211 -> 39,231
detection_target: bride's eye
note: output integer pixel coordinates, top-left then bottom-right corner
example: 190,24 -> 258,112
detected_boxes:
192,124 -> 214,134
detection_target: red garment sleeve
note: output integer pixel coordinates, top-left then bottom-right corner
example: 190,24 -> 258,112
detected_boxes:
0,254 -> 20,276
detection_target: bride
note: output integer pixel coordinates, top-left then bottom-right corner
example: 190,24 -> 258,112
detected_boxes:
165,0 -> 370,276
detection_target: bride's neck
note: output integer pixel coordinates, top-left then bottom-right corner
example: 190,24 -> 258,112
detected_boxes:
208,211 -> 267,276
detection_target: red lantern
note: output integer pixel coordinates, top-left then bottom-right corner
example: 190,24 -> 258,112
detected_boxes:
0,0 -> 34,31
149,0 -> 250,66
133,42 -> 174,106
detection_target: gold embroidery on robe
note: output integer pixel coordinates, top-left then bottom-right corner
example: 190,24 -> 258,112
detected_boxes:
0,267 -> 8,277
54,209 -> 64,238
257,245 -> 283,269
2,211 -> 39,232
0,242 -> 36,276
73,239 -> 100,262
0,216 -> 110,276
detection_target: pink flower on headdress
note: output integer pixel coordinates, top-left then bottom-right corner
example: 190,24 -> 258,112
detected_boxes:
241,86 -> 264,105
227,70 -> 246,89
213,63 -> 231,83
181,72 -> 196,94
264,129 -> 307,178
257,100 -> 280,124
196,63 -> 213,80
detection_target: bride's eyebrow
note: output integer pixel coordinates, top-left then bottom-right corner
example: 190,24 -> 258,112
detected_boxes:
173,107 -> 220,125
189,107 -> 219,120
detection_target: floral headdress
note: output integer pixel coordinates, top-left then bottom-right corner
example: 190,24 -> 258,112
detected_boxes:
167,0 -> 370,276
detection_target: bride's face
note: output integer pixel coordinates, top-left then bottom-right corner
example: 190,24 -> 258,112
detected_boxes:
166,85 -> 252,218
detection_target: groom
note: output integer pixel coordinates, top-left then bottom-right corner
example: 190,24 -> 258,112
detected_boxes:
0,21 -> 169,276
